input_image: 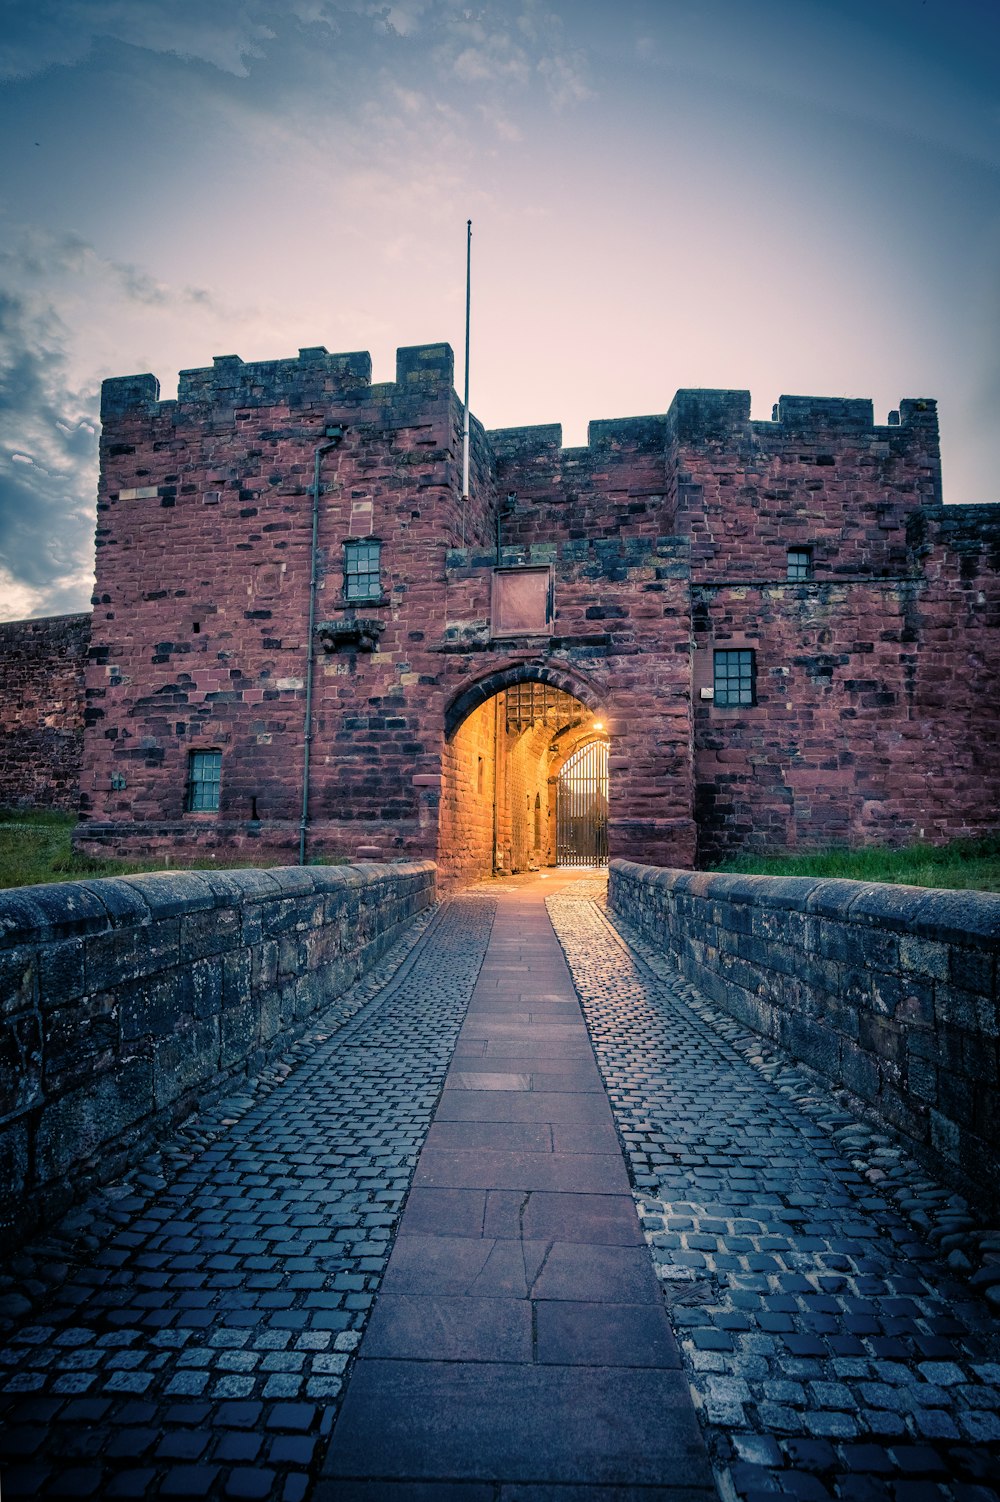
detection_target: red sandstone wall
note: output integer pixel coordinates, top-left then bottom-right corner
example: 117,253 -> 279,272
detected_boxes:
77,344 -> 999,875
79,345 -> 498,862
672,393 -> 941,583
489,417 -> 670,546
438,697 -> 495,888
439,537 -> 697,870
0,613 -> 89,810
692,566 -> 1000,863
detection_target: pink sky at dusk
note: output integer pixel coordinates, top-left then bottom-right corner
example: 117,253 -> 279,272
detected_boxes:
0,0 -> 997,619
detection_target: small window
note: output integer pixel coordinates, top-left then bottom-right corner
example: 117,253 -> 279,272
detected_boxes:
787,548 -> 812,581
713,649 -> 756,707
187,749 -> 222,811
344,540 -> 382,601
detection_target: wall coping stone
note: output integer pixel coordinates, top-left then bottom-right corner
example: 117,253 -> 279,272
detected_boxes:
0,860 -> 437,1245
610,860 -> 1000,945
0,860 -> 438,951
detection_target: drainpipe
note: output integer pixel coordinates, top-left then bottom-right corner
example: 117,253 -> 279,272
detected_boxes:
299,426 -> 345,865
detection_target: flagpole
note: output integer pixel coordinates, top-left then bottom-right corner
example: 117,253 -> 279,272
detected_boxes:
462,219 -> 472,511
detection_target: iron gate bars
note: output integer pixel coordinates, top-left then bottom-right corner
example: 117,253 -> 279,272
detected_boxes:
556,739 -> 609,867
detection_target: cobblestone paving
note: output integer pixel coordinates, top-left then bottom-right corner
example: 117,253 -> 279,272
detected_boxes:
0,894 -> 495,1501
548,882 -> 1000,1502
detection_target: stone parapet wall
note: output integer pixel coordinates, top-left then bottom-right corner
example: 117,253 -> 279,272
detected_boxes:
0,613 -> 90,810
0,860 -> 436,1245
608,859 -> 1000,1209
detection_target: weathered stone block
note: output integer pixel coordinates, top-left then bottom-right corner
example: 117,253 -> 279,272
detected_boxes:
223,950 -> 252,1008
898,934 -> 950,982
43,993 -> 119,1092
37,938 -> 86,1005
0,1120 -> 30,1231
930,1107 -> 961,1163
949,944 -> 994,996
153,1017 -> 220,1108
251,940 -> 279,991
36,1058 -> 153,1182
86,919 -> 181,991
221,998 -> 260,1068
0,1009 -> 43,1117
906,1053 -> 938,1104
780,1012 -> 840,1078
189,957 -> 224,1018
181,906 -> 241,959
0,949 -> 35,1018
840,1040 -> 880,1103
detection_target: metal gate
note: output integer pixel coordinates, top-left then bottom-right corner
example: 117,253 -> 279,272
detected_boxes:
556,739 -> 609,867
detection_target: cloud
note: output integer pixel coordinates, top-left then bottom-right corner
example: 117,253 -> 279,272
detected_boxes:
0,219 -> 261,619
0,288 -> 99,620
0,0 -> 275,81
436,4 -> 591,107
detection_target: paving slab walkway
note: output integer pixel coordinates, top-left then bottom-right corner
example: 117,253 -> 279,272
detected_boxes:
319,874 -> 716,1499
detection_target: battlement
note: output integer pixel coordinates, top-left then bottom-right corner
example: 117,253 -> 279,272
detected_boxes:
665,388 -> 939,447
667,390 -> 752,443
100,342 -> 458,423
488,424 -> 564,458
490,389 -> 937,460
587,415 -> 667,452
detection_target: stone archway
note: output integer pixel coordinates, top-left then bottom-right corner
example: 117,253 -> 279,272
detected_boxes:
439,664 -> 610,887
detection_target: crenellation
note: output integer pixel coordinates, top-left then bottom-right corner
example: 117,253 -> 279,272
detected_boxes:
667,389 -> 752,443
773,394 -> 875,431
3,338 -> 997,878
586,414 -> 667,450
99,372 -> 160,421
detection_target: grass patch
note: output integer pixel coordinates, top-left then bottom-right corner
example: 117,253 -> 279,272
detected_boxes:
0,809 -> 347,891
0,811 -> 136,889
714,836 -> 1000,893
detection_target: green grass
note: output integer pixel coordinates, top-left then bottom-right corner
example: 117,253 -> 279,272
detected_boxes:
713,836 -> 1000,893
0,809 -> 347,891
0,810 -> 136,889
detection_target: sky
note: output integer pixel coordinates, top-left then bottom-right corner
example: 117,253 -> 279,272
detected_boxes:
0,0 -> 997,620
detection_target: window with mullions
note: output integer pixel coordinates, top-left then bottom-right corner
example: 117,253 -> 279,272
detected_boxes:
787,547 -> 812,581
713,649 -> 756,707
344,540 -> 382,601
186,749 -> 222,811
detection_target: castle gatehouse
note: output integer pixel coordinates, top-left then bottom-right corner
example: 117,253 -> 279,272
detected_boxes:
51,341 -> 998,882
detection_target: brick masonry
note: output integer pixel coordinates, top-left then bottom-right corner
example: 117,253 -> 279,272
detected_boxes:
608,858 -> 1000,1213
0,614 -> 89,810
1,343 -> 997,875
0,860 -> 435,1246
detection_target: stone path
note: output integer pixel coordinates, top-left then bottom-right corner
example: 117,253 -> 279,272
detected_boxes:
1,872 -> 999,1501
319,875 -> 714,1498
547,881 -> 1000,1502
0,894 -> 495,1499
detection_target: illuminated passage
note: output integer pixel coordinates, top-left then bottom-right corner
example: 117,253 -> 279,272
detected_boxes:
439,673 -> 610,885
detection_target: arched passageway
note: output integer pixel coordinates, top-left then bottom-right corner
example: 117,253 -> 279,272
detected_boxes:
439,670 -> 610,887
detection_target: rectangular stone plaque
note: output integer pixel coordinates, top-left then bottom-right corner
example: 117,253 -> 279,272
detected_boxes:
491,567 -> 552,635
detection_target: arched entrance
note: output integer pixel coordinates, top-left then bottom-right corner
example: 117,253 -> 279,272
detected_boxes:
439,666 -> 610,886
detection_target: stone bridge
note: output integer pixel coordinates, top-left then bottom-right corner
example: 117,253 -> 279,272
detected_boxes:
0,864 -> 998,1500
